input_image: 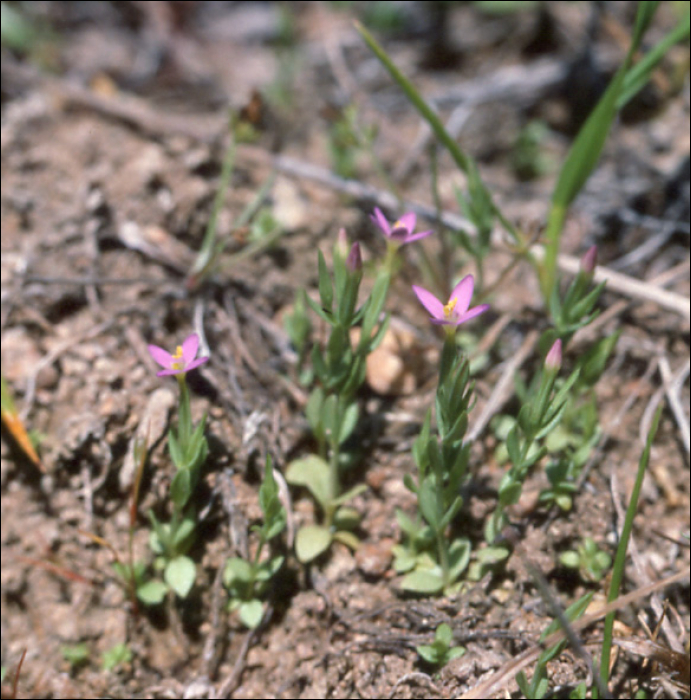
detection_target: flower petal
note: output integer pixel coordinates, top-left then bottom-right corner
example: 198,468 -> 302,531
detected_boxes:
455,304 -> 490,325
393,212 -> 416,235
449,275 -> 475,315
157,368 -> 184,376
184,357 -> 209,372
181,334 -> 200,364
400,229 -> 433,244
371,208 -> 391,236
148,344 -> 174,369
412,285 -> 444,319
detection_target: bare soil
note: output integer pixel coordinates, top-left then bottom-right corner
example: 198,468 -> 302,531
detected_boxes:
1,2 -> 689,698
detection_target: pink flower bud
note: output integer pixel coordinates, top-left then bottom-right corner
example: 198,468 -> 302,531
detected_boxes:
545,339 -> 562,371
580,245 -> 597,276
346,242 -> 362,272
336,228 -> 349,258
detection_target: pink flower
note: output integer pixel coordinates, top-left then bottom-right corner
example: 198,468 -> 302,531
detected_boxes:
412,275 -> 489,327
371,207 -> 433,245
148,333 -> 209,377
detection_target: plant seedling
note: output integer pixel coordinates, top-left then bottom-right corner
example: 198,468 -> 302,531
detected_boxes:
416,623 -> 466,668
223,456 -> 287,628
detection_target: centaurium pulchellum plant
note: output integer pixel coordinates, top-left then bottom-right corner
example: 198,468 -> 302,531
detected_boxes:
223,455 -> 286,628
287,212 -> 432,563
393,274 -> 489,595
144,333 -> 209,601
484,339 -> 581,550
286,233 -> 387,562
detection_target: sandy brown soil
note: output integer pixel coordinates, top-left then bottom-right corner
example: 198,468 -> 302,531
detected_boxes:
1,2 -> 689,698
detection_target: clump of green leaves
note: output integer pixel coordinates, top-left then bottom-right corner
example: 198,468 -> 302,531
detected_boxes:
286,240 -> 389,562
394,346 -> 473,595
416,623 -> 466,668
223,456 -> 287,629
559,537 -> 612,583
61,643 -> 90,670
101,643 -> 132,672
485,339 -> 579,549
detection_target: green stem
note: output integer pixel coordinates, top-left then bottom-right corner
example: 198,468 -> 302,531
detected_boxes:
326,402 -> 342,527
435,524 -> 450,589
177,375 -> 192,447
439,329 -> 457,385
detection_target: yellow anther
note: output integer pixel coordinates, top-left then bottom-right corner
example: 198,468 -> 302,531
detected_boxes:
171,345 -> 184,370
443,298 -> 457,318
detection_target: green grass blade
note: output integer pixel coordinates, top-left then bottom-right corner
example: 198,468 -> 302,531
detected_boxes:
355,21 -> 517,241
618,8 -> 690,109
599,404 -> 663,691
187,137 -> 236,282
355,21 -> 470,174
540,1 -> 662,301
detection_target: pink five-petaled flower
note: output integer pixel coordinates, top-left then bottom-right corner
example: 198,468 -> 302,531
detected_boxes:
371,207 -> 433,245
412,275 -> 489,327
148,333 -> 209,377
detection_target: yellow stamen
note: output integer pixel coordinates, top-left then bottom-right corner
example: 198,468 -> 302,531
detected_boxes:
171,345 -> 184,370
443,298 -> 457,318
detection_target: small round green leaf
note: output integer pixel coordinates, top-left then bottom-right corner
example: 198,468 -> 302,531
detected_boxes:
136,580 -> 168,605
401,569 -> 445,594
295,525 -> 333,563
164,555 -> 196,598
239,600 -> 264,629
286,455 -> 331,510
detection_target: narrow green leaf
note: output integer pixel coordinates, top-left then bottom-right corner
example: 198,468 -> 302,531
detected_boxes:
338,401 -> 359,444
168,428 -> 183,468
170,468 -> 192,511
418,479 -> 441,530
317,250 -> 333,311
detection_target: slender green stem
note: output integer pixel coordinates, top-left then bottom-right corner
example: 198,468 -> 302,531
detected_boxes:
439,331 -> 457,386
326,397 -> 342,526
177,375 -> 192,447
435,521 -> 450,589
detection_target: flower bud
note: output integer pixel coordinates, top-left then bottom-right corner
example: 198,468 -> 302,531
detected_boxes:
545,339 -> 562,371
580,245 -> 597,276
336,227 -> 349,258
346,242 -> 362,273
